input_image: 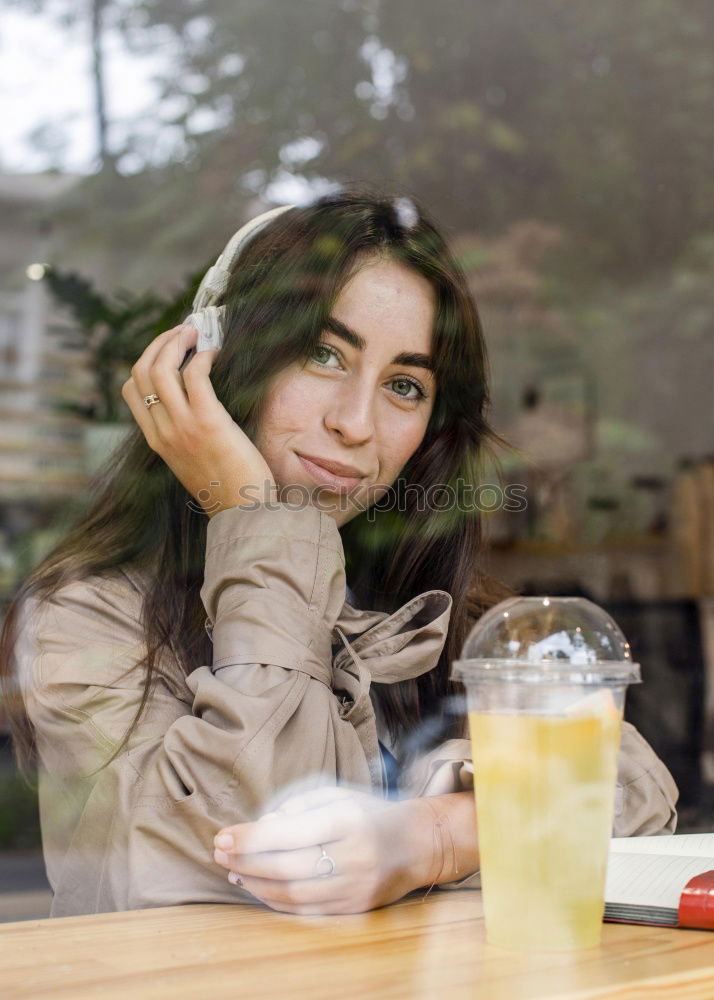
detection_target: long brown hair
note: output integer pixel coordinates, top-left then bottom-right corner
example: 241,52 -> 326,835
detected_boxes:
1,187 -> 510,776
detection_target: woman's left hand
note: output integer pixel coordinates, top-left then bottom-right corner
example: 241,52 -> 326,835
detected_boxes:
212,787 -> 431,914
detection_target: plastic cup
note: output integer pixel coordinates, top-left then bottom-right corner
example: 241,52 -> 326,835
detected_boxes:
452,596 -> 640,951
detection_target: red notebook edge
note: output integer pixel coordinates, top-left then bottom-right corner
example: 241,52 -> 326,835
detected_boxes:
678,870 -> 714,930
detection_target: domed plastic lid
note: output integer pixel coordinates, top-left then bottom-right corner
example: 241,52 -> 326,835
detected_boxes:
452,596 -> 641,686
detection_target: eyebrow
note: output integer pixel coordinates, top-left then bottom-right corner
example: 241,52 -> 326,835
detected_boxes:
325,317 -> 435,373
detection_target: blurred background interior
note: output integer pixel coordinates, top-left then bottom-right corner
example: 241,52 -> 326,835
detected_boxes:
0,0 -> 712,921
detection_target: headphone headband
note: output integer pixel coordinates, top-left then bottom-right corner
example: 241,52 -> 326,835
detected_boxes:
184,203 -> 296,351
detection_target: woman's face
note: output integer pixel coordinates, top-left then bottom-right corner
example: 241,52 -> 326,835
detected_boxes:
254,255 -> 437,527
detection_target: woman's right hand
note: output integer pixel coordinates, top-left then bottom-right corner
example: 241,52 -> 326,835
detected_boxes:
121,324 -> 277,516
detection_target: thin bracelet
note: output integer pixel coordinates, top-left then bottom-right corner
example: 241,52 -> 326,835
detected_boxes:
421,797 -> 459,900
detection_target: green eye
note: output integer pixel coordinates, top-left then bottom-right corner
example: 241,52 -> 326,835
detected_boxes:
311,344 -> 337,365
392,378 -> 426,400
309,343 -> 429,402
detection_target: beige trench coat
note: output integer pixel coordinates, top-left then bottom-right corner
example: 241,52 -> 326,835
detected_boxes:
16,503 -> 678,916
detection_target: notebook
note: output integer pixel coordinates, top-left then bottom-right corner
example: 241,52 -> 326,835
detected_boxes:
605,833 -> 714,928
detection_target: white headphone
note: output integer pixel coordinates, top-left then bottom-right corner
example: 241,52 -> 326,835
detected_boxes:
183,203 -> 296,351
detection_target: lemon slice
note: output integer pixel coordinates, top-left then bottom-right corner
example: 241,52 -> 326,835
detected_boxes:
564,688 -> 620,719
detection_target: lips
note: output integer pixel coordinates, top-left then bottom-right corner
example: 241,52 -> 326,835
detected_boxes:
296,452 -> 366,493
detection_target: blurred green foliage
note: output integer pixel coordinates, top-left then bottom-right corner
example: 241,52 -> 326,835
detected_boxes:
44,265 -> 205,421
11,0 -> 708,290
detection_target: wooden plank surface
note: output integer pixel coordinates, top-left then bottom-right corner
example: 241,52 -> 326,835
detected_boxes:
1,891 -> 714,1000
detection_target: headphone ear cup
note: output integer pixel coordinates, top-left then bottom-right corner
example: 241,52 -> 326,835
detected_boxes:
183,305 -> 226,351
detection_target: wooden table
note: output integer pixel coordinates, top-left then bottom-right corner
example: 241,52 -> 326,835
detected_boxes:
1,891 -> 714,1000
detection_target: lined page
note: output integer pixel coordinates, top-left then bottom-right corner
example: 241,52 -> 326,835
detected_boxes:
610,833 -> 714,858
605,852 -> 714,909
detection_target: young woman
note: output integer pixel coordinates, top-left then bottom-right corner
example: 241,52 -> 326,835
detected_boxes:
0,191 -> 678,916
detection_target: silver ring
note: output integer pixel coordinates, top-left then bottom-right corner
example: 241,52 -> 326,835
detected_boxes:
143,393 -> 161,408
314,844 -> 336,878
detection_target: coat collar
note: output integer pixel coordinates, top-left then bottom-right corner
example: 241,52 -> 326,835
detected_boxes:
333,590 -> 452,684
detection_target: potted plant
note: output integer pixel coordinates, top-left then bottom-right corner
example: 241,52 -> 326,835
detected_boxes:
44,267 -> 203,474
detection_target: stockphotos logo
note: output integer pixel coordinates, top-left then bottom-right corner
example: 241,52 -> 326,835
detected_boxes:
187,478 -> 527,520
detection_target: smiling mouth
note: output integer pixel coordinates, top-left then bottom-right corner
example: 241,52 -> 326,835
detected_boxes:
295,453 -> 366,493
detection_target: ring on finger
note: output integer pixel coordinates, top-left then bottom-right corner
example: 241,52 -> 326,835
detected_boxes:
314,844 -> 337,878
143,393 -> 161,408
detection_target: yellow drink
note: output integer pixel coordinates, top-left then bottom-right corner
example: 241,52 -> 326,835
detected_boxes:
468,708 -> 622,951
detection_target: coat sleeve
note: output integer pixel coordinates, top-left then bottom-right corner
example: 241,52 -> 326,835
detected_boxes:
21,503 -> 373,915
612,720 -> 679,836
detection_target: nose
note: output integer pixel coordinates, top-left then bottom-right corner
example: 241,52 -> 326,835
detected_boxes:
323,377 -> 376,445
